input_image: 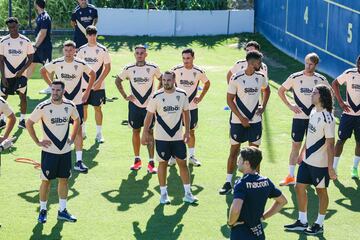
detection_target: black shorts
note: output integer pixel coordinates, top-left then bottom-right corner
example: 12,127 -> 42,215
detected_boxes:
83,89 -> 106,106
231,224 -> 265,240
338,113 -> 360,142
155,140 -> 187,162
230,122 -> 262,145
291,118 -> 309,142
41,151 -> 72,180
128,101 -> 154,129
190,109 -> 198,130
0,76 -> 27,95
297,161 -> 330,188
33,46 -> 52,65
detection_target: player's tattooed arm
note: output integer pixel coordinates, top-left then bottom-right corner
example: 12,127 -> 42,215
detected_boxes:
115,76 -> 135,101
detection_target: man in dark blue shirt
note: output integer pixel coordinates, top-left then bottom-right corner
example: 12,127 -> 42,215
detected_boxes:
27,0 -> 53,94
228,147 -> 287,239
71,0 -> 98,49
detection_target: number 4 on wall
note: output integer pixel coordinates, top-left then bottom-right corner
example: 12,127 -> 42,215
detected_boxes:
347,23 -> 352,43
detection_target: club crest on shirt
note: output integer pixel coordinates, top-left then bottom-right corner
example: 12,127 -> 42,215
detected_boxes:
20,41 -> 23,46
317,117 -> 321,123
180,72 -> 183,76
193,72 -> 197,78
176,96 -> 180,102
79,11 -> 82,15
162,98 -> 165,102
96,49 -> 99,55
255,78 -> 259,83
300,80 -> 303,84
60,66 -> 63,70
50,109 -> 53,114
243,80 -> 246,84
89,10 -> 92,14
74,65 -> 78,71
146,68 -> 150,74
84,51 -> 87,55
7,42 -> 10,46
64,107 -> 68,113
314,79 -> 318,85
133,70 -> 136,74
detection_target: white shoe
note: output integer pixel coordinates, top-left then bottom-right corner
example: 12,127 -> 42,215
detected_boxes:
160,193 -> 170,205
39,86 -> 51,94
189,156 -> 201,167
168,157 -> 176,167
183,192 -> 198,204
95,134 -> 105,143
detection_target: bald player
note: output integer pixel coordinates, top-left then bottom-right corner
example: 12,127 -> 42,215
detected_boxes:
141,71 -> 198,204
171,48 -> 210,167
219,51 -> 270,195
332,56 -> 360,179
40,40 -> 95,174
278,53 -> 330,186
116,45 -> 161,174
77,25 -> 111,143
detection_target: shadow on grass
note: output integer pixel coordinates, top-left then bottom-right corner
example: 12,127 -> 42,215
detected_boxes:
29,221 -> 65,240
132,204 -> 189,240
18,142 -> 100,238
280,185 -> 337,240
334,179 -> 360,212
101,171 -> 154,211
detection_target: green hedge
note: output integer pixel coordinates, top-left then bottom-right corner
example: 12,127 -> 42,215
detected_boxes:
0,0 -> 252,30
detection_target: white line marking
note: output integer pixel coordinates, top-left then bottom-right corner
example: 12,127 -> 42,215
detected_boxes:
324,0 -> 360,15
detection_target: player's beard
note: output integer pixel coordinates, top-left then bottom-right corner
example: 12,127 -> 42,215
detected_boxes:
164,83 -> 174,90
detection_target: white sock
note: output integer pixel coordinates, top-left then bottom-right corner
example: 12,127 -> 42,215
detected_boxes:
59,198 -> 67,212
333,157 -> 340,170
160,186 -> 167,195
76,151 -> 82,162
149,158 -> 154,163
135,156 -> 140,160
183,184 -> 191,194
82,123 -> 86,133
315,214 -> 325,227
226,174 -> 233,183
353,156 -> 360,169
96,125 -> 102,135
298,211 -> 308,224
20,114 -> 26,121
189,148 -> 195,157
289,165 -> 296,177
40,201 -> 47,211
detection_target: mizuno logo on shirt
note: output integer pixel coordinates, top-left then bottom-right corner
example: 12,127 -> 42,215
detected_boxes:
163,105 -> 180,112
8,49 -> 22,54
300,88 -> 313,94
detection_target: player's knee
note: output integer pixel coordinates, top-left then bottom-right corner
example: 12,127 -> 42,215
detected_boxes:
133,128 -> 141,134
94,106 -> 102,113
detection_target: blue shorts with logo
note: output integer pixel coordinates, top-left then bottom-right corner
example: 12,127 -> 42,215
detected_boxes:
291,118 -> 309,142
41,151 -> 72,180
128,101 -> 154,129
230,122 -> 262,145
155,140 -> 187,162
338,113 -> 360,142
297,161 -> 330,188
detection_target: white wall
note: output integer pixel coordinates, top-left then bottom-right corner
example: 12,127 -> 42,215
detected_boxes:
97,8 -> 254,36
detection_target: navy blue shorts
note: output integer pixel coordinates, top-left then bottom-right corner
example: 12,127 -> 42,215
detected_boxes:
297,161 -> 330,188
190,109 -> 198,130
291,118 -> 309,142
0,76 -> 27,95
33,46 -> 52,65
338,114 -> 360,142
41,151 -> 72,180
231,224 -> 265,240
128,101 -> 154,129
83,89 -> 106,107
155,140 -> 187,162
230,122 -> 262,145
